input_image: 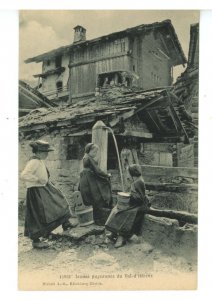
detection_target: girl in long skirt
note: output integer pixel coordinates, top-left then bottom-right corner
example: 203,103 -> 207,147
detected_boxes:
21,140 -> 72,249
105,164 -> 151,248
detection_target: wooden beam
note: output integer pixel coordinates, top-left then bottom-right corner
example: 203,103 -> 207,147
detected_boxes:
145,182 -> 198,192
134,95 -> 165,115
123,130 -> 153,139
167,106 -> 179,132
157,47 -> 170,60
166,91 -> 190,144
146,110 -> 161,131
147,207 -> 197,225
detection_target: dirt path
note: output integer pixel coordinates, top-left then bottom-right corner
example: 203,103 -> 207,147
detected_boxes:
18,224 -> 197,290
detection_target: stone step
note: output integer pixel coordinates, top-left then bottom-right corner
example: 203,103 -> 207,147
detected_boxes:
61,224 -> 105,241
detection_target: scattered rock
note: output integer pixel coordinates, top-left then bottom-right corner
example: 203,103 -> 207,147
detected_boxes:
85,235 -> 96,244
129,234 -> 141,244
62,224 -> 105,241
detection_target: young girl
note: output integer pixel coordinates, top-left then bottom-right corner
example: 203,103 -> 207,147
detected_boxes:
79,143 -> 113,225
105,164 -> 150,248
21,140 -> 72,249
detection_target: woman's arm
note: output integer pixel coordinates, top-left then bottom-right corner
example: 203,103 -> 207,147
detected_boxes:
130,179 -> 148,206
85,156 -> 109,178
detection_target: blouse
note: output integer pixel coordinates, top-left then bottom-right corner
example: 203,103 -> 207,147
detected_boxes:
21,158 -> 49,188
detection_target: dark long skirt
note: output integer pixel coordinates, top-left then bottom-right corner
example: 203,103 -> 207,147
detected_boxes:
105,206 -> 145,238
24,182 -> 71,240
79,169 -> 112,224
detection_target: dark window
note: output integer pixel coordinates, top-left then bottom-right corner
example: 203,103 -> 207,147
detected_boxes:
46,60 -> 50,66
98,72 -> 123,88
66,144 -> 79,160
66,136 -> 91,160
107,135 -> 119,170
56,81 -> 63,92
55,55 -> 62,68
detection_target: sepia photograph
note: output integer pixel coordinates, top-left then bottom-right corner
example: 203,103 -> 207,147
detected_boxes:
18,10 -> 199,290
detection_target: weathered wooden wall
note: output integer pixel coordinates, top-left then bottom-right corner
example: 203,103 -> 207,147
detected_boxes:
177,143 -> 194,167
140,31 -> 172,89
69,32 -> 173,98
69,37 -> 130,99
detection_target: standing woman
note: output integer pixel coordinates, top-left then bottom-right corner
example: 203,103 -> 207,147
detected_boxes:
79,143 -> 113,225
21,140 -> 72,249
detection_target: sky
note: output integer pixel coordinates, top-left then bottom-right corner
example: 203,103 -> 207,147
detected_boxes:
19,10 -> 199,84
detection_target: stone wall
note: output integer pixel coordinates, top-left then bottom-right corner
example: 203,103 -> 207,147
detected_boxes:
19,134 -> 197,216
139,143 -> 175,167
142,215 -> 197,263
19,134 -> 83,209
109,165 -> 198,213
138,142 -> 194,168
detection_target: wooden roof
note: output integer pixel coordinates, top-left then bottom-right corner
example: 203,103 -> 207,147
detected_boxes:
19,80 -> 57,115
25,20 -> 186,66
19,86 -> 194,142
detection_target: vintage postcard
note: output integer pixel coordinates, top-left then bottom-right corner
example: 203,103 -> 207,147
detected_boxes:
18,10 -> 199,290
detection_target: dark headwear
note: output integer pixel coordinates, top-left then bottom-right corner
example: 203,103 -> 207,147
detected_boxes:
128,164 -> 142,177
84,143 -> 96,154
29,140 -> 54,152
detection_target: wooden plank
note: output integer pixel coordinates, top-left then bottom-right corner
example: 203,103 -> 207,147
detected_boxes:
167,106 -> 179,132
70,51 -> 129,67
167,91 -> 190,143
159,152 -> 173,167
120,148 -> 134,191
66,130 -> 91,136
141,165 -> 198,180
145,182 -> 198,192
123,130 -> 153,139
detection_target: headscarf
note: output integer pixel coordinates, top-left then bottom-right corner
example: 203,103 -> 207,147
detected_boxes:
84,143 -> 95,154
